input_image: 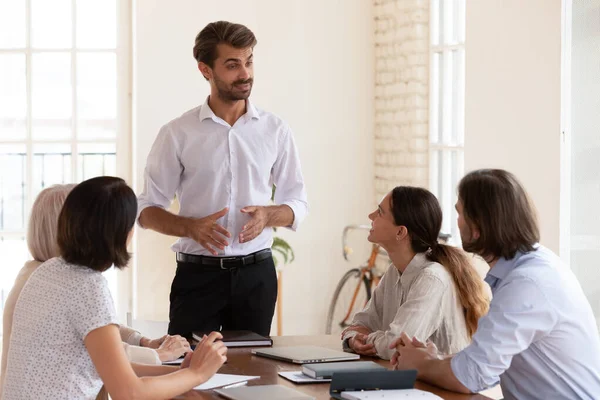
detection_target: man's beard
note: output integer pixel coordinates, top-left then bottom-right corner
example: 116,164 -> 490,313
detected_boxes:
459,225 -> 476,253
214,75 -> 254,102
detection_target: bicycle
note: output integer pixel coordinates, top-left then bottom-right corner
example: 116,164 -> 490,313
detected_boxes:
325,225 -> 387,335
325,225 -> 451,335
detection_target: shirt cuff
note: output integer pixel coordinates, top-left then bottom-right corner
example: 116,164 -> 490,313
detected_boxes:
342,330 -> 360,341
367,331 -> 394,360
281,200 -> 307,231
451,351 -> 485,392
128,331 -> 144,346
136,199 -> 166,229
124,343 -> 162,365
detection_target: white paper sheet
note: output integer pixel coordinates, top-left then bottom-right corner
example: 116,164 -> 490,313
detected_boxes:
341,389 -> 443,399
193,373 -> 259,390
278,371 -> 332,383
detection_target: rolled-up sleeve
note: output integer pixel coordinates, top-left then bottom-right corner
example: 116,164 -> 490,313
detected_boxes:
119,325 -> 142,346
137,124 -> 183,227
272,126 -> 308,231
451,277 -> 557,392
122,343 -> 161,365
368,273 -> 446,360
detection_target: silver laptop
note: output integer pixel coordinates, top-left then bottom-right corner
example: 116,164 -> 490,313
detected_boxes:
251,345 -> 359,364
215,384 -> 315,400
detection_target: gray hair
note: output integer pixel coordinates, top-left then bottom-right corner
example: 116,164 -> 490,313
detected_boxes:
27,184 -> 76,262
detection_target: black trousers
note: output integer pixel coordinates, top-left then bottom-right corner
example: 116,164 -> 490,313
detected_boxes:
167,254 -> 278,338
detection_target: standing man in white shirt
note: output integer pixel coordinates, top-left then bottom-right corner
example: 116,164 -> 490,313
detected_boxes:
137,21 -> 308,338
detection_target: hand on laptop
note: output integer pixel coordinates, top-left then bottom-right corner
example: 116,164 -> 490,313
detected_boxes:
349,333 -> 377,356
189,332 -> 228,382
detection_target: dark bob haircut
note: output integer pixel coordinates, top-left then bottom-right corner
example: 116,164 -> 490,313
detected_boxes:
57,176 -> 137,272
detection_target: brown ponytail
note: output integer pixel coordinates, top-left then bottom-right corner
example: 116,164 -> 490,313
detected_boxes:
428,243 -> 489,337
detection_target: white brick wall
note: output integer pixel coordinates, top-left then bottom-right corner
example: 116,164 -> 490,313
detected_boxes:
374,0 -> 429,202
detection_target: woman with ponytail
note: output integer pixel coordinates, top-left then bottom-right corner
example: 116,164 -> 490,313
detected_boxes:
341,186 -> 488,360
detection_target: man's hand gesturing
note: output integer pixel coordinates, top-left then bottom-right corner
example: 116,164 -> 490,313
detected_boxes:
186,207 -> 232,255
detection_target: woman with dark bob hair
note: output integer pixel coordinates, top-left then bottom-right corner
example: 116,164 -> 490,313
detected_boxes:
2,177 -> 227,400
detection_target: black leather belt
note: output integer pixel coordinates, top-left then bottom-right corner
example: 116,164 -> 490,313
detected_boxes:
176,249 -> 272,269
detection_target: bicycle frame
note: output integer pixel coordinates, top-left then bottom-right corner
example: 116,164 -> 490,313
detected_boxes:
339,242 -> 382,326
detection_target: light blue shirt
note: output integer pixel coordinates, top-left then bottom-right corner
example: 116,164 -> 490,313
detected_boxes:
451,245 -> 600,400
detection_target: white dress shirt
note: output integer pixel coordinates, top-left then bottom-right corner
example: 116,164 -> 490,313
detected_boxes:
451,245 -> 600,399
343,253 -> 471,360
137,97 -> 308,256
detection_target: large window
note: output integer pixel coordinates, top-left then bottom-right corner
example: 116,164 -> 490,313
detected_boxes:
566,0 -> 600,328
429,0 -> 465,243
0,0 -> 130,333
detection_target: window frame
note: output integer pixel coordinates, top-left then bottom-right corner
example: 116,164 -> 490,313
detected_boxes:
0,0 -> 132,321
429,0 -> 466,245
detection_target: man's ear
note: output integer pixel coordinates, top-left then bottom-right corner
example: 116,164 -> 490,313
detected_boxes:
471,226 -> 481,241
198,62 -> 212,81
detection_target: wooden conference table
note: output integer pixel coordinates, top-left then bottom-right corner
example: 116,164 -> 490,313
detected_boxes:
176,335 -> 493,400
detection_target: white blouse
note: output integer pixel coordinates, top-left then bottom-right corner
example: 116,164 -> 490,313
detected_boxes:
342,253 -> 471,360
2,257 -> 118,400
0,261 -> 161,396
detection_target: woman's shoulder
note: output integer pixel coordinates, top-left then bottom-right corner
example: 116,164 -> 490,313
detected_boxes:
13,260 -> 42,286
30,257 -> 107,289
418,257 -> 452,285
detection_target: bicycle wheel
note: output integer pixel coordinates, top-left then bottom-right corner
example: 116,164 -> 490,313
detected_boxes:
325,268 -> 371,335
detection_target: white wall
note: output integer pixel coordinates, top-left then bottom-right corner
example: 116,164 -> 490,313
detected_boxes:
464,0 -> 563,253
132,0 -> 374,335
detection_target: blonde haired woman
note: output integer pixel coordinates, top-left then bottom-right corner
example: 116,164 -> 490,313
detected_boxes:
1,185 -> 188,395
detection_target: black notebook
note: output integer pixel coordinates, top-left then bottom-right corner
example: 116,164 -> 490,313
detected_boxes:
192,330 -> 273,348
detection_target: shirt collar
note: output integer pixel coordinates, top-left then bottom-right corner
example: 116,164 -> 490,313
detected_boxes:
484,254 -> 519,290
246,100 -> 260,120
198,96 -> 217,121
198,96 -> 261,123
484,244 -> 539,289
399,253 -> 430,288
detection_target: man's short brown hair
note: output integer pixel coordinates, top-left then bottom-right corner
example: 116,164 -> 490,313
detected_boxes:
57,176 -> 137,272
193,21 -> 257,66
458,169 -> 540,260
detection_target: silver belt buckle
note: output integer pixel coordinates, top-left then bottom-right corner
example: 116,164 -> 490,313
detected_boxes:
219,257 -> 237,269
